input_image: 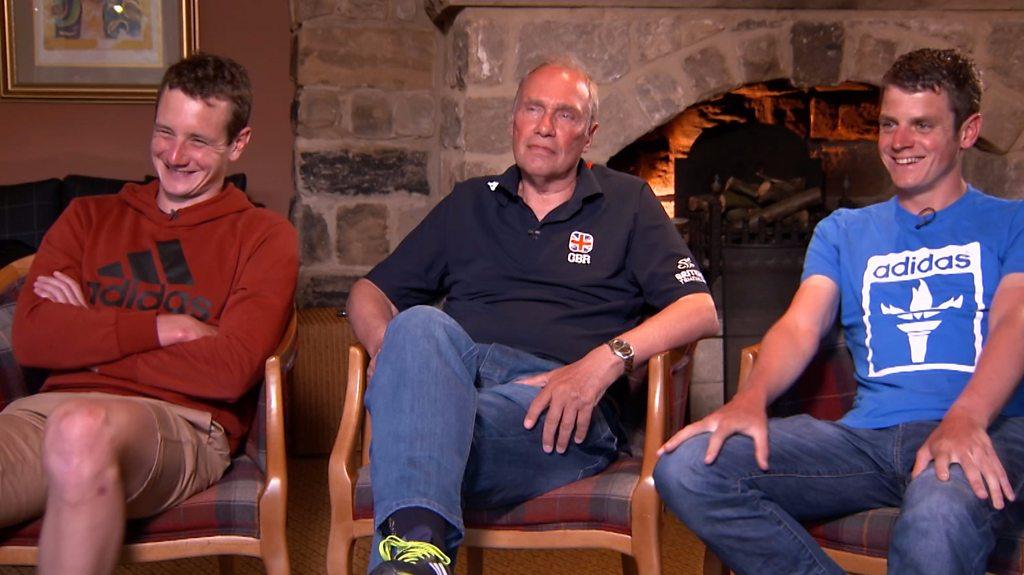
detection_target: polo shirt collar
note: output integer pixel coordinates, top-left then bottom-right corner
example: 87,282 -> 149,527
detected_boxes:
487,160 -> 604,213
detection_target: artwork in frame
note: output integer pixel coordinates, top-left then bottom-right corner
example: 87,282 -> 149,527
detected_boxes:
1,0 -> 198,102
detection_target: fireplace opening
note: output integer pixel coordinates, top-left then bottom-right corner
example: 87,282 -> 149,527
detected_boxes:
609,80 -> 883,398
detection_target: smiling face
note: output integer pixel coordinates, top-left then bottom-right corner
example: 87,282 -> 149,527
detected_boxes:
511,65 -> 598,184
877,85 -> 979,204
150,88 -> 250,212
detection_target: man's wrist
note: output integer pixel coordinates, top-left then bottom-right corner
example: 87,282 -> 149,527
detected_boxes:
606,337 -> 635,374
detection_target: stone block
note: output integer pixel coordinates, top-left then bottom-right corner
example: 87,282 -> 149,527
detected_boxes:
964,150 -> 1013,198
298,273 -> 358,308
980,84 -> 1024,154
681,18 -> 726,48
297,25 -> 435,89
457,18 -> 507,85
990,22 -> 1024,93
297,204 -> 332,264
340,0 -> 386,20
516,21 -> 631,83
297,89 -> 341,130
791,22 -> 844,87
351,91 -> 393,138
463,96 -> 511,155
692,337 -> 723,385
336,203 -> 390,265
588,88 -> 649,164
635,73 -> 687,126
734,19 -> 783,31
689,380 -> 724,422
850,35 -> 896,85
299,149 -> 430,196
295,0 -> 337,22
393,0 -> 417,21
683,46 -> 735,100
394,92 -> 436,138
740,34 -> 783,82
391,199 -> 435,247
635,17 -> 683,64
441,97 -> 463,149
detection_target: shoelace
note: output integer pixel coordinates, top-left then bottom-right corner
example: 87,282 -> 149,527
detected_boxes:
378,535 -> 452,566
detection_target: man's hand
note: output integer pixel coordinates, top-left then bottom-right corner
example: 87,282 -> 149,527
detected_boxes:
912,408 -> 1015,510
522,345 -> 623,454
657,389 -> 770,471
156,314 -> 218,347
33,271 -> 88,307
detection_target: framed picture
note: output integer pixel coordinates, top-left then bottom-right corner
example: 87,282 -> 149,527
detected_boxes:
1,0 -> 198,102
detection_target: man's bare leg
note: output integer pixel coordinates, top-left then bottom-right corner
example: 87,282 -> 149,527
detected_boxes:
37,397 -> 161,575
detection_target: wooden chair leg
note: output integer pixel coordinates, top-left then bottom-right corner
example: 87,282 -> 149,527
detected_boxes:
702,546 -> 730,575
327,531 -> 356,575
464,546 -> 484,574
218,555 -> 237,575
621,553 -> 639,575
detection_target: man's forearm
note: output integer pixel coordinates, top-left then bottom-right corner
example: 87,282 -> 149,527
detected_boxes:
618,292 -> 719,365
946,278 -> 1024,426
346,278 -> 399,357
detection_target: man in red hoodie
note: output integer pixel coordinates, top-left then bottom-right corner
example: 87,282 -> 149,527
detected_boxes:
8,53 -> 297,574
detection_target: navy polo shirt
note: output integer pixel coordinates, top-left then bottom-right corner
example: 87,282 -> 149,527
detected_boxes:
366,161 -> 709,365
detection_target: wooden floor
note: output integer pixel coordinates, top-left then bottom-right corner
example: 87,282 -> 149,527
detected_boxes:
0,457 -> 708,574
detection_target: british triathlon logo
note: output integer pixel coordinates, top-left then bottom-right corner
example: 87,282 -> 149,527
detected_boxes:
86,240 -> 211,321
675,257 -> 706,285
862,243 -> 984,377
567,230 -> 593,265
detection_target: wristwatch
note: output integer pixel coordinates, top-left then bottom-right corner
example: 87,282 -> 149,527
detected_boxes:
606,338 -> 635,374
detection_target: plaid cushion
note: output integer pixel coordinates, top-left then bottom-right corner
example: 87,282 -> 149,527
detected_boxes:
354,457 -> 640,534
0,454 -> 262,545
0,277 -> 30,409
244,383 -> 268,475
769,337 -> 856,421
808,506 -> 1024,575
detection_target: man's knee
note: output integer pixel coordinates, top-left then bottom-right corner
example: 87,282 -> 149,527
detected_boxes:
386,305 -> 453,339
42,401 -> 121,500
654,434 -> 727,508
898,467 -> 993,537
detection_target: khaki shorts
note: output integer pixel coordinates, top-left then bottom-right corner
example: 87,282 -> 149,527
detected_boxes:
0,392 -> 230,527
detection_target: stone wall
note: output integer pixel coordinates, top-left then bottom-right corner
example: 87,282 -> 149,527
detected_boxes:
292,0 -> 442,306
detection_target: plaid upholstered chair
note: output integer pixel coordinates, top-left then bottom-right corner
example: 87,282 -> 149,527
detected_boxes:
0,255 -> 296,574
328,341 -> 696,575
703,339 -> 1024,575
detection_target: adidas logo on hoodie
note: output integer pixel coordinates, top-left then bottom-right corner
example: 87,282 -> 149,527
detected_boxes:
85,240 -> 212,321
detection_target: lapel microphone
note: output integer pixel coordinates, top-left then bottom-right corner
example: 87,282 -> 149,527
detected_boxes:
915,207 -> 936,230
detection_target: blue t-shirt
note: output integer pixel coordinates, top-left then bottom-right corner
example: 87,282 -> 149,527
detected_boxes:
802,187 -> 1024,428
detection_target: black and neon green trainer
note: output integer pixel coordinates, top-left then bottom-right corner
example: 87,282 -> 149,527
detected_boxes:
368,534 -> 453,575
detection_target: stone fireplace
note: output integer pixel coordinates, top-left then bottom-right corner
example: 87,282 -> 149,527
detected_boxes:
291,0 -> 1024,418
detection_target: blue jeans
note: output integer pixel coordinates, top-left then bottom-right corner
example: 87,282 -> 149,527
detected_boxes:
365,306 -> 620,570
654,414 -> 1024,575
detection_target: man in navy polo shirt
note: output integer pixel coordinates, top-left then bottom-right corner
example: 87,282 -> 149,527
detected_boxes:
346,57 -> 719,575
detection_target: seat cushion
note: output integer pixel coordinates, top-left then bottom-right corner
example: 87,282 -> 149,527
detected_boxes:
808,507 -> 1024,575
0,454 -> 264,545
354,457 -> 640,534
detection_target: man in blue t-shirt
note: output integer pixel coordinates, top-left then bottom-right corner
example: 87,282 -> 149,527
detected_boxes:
345,57 -> 719,575
655,48 -> 1024,574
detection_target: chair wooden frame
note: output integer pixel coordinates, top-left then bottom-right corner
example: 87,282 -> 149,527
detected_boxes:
328,341 -> 694,575
0,255 -> 296,574
702,343 -> 887,575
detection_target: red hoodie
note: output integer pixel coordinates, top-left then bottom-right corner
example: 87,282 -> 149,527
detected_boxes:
12,181 -> 298,451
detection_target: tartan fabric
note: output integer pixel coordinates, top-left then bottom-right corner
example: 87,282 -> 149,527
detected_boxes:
0,277 -> 30,409
0,455 -> 262,545
244,383 -> 268,475
768,337 -> 856,421
354,457 -> 640,534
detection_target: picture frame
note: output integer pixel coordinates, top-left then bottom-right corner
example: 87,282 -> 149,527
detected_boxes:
1,0 -> 198,102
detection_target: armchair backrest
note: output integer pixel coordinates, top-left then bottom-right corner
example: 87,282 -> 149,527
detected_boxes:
739,335 -> 857,422
0,256 -> 37,409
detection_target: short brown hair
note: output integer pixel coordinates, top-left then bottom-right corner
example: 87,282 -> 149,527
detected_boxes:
882,48 -> 982,129
158,53 -> 252,141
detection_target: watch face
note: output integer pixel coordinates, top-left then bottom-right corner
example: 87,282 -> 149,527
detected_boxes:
611,339 -> 633,357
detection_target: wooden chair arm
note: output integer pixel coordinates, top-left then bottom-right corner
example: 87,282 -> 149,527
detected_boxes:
736,343 -> 762,392
329,343 -> 369,519
0,255 -> 33,292
260,310 -> 297,549
640,342 -> 697,477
